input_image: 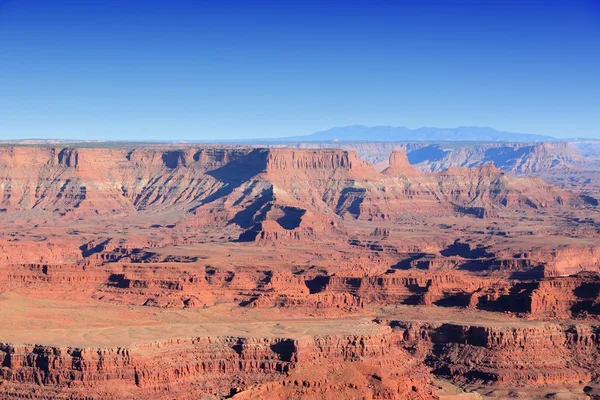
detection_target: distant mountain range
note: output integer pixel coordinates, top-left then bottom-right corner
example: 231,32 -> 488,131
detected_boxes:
6,125 -> 588,144
277,125 -> 556,143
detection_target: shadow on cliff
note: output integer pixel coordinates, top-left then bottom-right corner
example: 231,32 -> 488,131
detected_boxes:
476,282 -> 535,313
389,253 -> 429,270
406,145 -> 449,164
440,241 -> 492,258
189,149 -> 268,212
161,150 -> 187,169
571,281 -> 600,315
335,188 -> 365,218
230,187 -> 274,229
483,146 -> 532,169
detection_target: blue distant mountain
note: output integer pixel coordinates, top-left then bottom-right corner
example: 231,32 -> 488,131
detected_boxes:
280,125 -> 556,142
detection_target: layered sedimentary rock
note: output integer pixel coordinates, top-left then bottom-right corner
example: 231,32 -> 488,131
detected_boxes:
2,318 -> 600,399
392,320 -> 600,387
1,145 -> 600,399
0,332 -> 437,400
528,272 -> 600,318
0,147 -> 588,224
408,142 -> 588,175
271,141 -> 594,175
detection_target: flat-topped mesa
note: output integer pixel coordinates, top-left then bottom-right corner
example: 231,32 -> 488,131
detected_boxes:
263,148 -> 373,173
0,146 -> 257,170
382,151 -> 423,177
0,146 -> 259,215
125,147 -> 254,170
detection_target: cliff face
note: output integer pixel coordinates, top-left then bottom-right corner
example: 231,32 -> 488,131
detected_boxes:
0,337 -> 294,399
528,272 -> 600,318
0,146 -> 584,219
408,142 -> 587,175
433,164 -> 578,210
264,149 -> 367,172
0,332 -> 437,400
394,321 -> 600,387
2,319 -> 599,399
5,253 -> 600,321
272,141 -> 594,176
339,152 -> 584,222
0,147 -> 251,215
1,145 -> 600,399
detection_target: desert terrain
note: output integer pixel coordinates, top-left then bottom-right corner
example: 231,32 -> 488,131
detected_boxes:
1,143 -> 600,399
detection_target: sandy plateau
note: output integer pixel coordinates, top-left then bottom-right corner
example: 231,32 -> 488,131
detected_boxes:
1,144 -> 600,399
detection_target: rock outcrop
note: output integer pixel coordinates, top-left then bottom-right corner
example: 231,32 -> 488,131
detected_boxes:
393,320 -> 600,387
1,145 -> 600,399
0,147 -> 588,225
2,318 -> 600,399
0,332 -> 437,400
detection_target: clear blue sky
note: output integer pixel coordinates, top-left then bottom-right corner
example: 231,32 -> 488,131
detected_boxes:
0,0 -> 599,140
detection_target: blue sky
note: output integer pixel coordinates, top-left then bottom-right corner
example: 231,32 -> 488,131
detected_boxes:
0,0 -> 599,140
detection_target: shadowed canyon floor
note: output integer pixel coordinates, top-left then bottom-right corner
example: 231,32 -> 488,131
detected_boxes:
1,145 -> 600,399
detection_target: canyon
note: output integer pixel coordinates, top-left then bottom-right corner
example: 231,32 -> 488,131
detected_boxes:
1,144 -> 600,399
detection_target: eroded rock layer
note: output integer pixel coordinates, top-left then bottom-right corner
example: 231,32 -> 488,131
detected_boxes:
0,332 -> 436,400
2,318 -> 600,399
1,145 -> 600,399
